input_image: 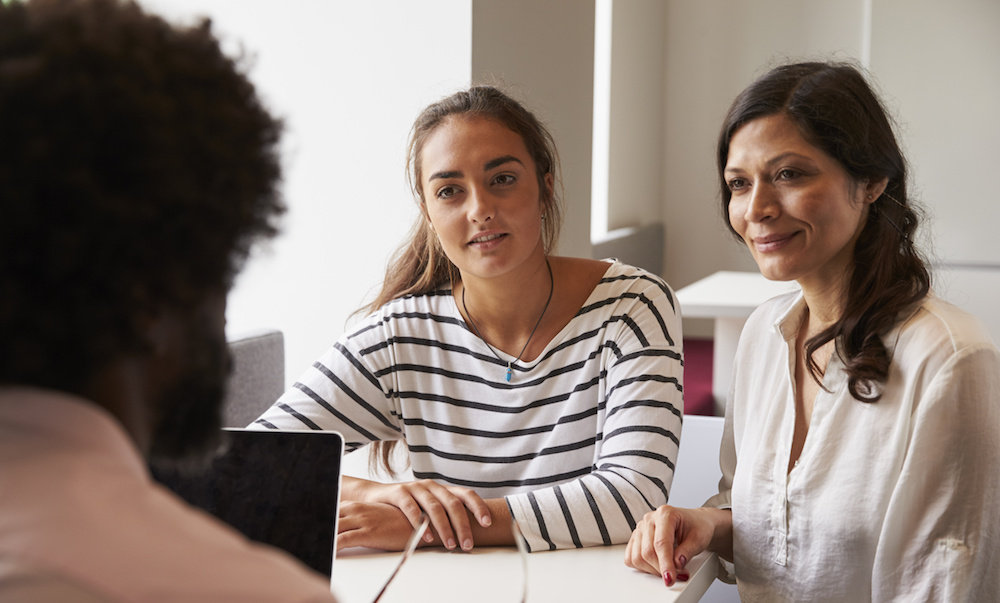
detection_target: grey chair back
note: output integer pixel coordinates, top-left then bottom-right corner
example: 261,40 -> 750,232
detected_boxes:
591,223 -> 664,276
222,328 -> 285,428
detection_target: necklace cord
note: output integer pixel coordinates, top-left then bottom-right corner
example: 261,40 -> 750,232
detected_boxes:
461,258 -> 554,381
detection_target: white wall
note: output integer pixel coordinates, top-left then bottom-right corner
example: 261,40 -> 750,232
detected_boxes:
606,0 -> 666,232
472,0 -> 596,258
146,0 -> 473,384
870,0 -> 1000,266
870,0 -> 1000,342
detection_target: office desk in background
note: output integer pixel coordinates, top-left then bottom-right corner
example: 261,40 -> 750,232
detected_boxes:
332,544 -> 717,603
677,271 -> 799,416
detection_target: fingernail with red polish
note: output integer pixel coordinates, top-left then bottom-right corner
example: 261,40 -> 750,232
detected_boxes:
678,555 -> 688,569
663,572 -> 674,587
678,571 -> 690,582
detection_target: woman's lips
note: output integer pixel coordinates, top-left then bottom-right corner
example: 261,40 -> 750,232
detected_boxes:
468,231 -> 507,249
752,232 -> 797,253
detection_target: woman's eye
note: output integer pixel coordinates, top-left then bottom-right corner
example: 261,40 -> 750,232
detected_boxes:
728,178 -> 747,191
493,173 -> 516,186
436,186 -> 457,199
777,168 -> 798,181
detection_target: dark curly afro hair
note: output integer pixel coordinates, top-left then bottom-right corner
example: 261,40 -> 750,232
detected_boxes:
0,0 -> 285,391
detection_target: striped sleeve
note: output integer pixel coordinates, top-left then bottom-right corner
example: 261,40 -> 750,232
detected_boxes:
505,270 -> 683,550
251,322 -> 404,451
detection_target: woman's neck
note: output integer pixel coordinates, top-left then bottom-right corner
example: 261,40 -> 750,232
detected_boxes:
797,269 -> 852,331
457,254 -> 554,356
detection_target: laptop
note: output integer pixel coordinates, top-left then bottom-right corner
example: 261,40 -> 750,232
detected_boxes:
150,428 -> 344,577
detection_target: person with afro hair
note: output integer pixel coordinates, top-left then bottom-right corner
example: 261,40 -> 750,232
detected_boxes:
0,1 -> 336,600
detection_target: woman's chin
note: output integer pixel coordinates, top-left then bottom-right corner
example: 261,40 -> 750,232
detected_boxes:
754,262 -> 799,283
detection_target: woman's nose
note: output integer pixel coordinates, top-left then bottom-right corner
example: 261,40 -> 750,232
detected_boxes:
743,184 -> 779,223
467,187 -> 495,223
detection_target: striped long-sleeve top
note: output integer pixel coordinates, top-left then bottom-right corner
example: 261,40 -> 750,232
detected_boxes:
254,260 -> 683,551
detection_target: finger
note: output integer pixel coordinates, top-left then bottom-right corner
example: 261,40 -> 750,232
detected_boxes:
428,484 -> 474,551
634,509 -> 677,586
624,529 -> 653,573
453,487 -> 492,527
337,501 -> 366,532
337,514 -> 360,533
655,518 -> 679,586
336,525 -> 364,551
671,542 -> 696,582
672,508 -> 716,582
335,509 -> 378,551
635,521 -> 663,576
624,515 -> 657,574
432,484 -> 477,550
387,486 -> 427,532
357,481 -> 423,532
407,487 -> 458,549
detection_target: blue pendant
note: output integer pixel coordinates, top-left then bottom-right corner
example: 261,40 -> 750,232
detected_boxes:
506,366 -> 513,382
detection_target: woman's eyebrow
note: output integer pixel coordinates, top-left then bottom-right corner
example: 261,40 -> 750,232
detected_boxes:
429,155 -> 524,181
725,151 -> 815,175
764,151 -> 813,167
484,155 -> 523,171
428,169 -> 462,182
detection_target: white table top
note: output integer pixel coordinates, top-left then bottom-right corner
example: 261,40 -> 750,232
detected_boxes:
677,270 -> 799,318
332,544 -> 718,603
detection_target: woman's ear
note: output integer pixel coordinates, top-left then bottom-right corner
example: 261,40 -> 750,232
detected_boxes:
864,177 -> 890,205
543,172 -> 554,205
420,203 -> 435,232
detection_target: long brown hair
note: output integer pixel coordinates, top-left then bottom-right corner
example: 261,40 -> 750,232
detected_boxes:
717,62 -> 930,402
365,86 -> 564,473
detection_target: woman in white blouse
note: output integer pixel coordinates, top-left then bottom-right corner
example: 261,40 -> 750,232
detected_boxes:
625,61 -> 1000,601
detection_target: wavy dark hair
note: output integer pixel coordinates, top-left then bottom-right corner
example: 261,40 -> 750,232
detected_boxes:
0,0 -> 284,392
364,86 -> 563,473
717,61 -> 930,402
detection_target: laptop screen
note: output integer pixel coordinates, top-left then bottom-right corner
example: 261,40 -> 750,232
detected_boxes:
151,428 -> 344,577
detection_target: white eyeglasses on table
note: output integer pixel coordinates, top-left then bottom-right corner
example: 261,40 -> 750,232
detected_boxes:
331,519 -> 718,603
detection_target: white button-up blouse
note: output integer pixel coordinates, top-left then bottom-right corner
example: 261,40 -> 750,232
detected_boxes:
707,292 -> 1000,602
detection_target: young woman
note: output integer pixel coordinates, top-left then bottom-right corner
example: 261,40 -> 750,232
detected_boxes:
625,62 -> 1000,601
254,86 -> 684,554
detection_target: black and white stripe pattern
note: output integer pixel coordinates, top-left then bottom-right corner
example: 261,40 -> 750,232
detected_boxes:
255,261 -> 683,551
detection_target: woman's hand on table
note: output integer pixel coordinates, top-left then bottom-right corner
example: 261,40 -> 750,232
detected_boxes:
624,506 -> 732,587
337,501 -> 420,551
344,477 -> 493,551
